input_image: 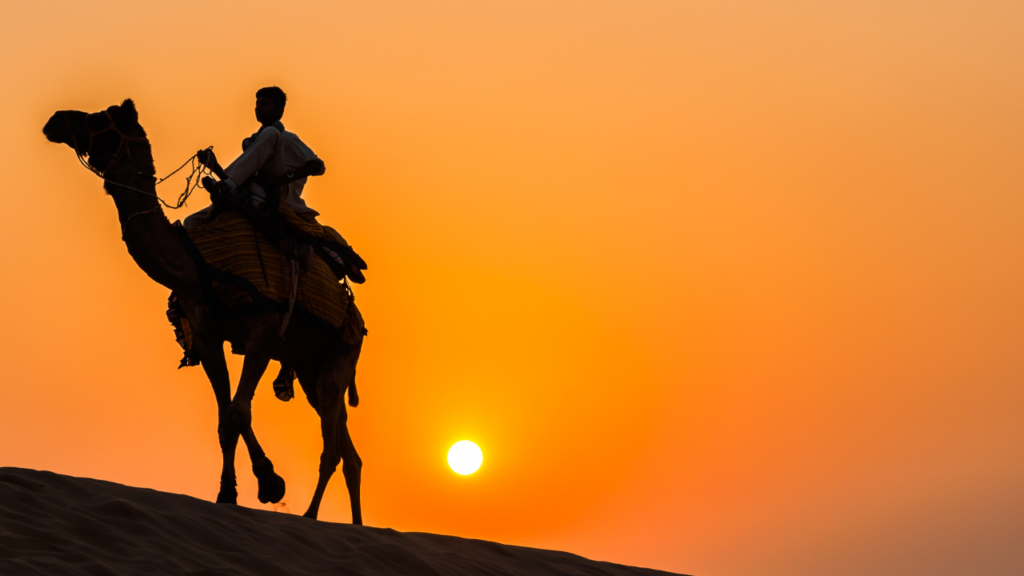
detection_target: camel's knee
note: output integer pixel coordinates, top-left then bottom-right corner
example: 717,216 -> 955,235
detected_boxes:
319,452 -> 341,475
342,451 -> 362,477
226,401 -> 252,432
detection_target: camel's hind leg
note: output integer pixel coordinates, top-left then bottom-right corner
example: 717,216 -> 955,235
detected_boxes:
302,341 -> 363,523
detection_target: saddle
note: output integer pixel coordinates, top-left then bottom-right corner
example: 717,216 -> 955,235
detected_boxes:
167,173 -> 368,369
203,175 -> 367,284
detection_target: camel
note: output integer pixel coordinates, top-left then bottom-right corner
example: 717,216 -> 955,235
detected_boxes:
43,99 -> 365,524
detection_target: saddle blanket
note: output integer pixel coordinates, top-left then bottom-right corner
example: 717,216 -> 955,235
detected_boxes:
185,206 -> 350,329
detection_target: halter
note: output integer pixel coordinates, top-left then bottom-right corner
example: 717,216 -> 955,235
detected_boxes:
64,110 -> 213,232
67,110 -> 152,178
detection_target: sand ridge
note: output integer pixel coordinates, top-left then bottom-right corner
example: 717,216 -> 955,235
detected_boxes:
0,468 -> 685,576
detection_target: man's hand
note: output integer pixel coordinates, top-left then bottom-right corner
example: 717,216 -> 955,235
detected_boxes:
196,148 -> 228,180
196,148 -> 216,168
259,159 -> 326,188
302,159 -> 326,177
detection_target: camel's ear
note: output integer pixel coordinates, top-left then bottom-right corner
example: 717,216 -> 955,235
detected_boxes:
119,99 -> 138,124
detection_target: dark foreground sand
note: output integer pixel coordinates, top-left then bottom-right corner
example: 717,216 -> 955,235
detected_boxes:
0,468 -> 685,576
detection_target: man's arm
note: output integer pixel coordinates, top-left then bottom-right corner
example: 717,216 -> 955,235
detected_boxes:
260,159 -> 326,187
284,134 -> 325,179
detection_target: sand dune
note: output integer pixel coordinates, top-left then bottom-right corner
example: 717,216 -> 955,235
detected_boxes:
0,468 -> 684,576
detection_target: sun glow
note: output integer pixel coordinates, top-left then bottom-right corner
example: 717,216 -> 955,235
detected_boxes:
447,441 -> 483,475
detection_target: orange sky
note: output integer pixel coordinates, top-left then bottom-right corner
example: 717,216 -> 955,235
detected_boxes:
3,1 -> 1024,574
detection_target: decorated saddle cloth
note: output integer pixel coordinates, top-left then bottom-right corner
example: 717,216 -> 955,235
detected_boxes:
168,204 -> 364,368
184,203 -> 350,326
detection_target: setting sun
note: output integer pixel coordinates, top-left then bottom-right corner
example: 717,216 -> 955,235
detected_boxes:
5,1 -> 1024,574
447,441 -> 483,475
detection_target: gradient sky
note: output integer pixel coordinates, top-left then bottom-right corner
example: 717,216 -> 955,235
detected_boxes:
2,1 -> 1024,575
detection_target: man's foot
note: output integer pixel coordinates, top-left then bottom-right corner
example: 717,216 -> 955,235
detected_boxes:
273,366 -> 295,402
202,176 -> 238,198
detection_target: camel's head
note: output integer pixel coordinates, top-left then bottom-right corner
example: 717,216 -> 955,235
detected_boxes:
43,99 -> 153,176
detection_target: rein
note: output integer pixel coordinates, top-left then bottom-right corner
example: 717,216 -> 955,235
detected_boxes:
66,112 -> 213,212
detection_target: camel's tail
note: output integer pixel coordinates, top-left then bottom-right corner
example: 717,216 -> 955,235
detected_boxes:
348,380 -> 359,407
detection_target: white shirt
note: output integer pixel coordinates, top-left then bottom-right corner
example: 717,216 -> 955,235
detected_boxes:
227,121 -> 322,216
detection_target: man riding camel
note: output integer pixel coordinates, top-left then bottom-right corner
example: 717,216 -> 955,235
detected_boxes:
184,86 -> 325,230
182,86 -> 365,402
187,86 -> 364,283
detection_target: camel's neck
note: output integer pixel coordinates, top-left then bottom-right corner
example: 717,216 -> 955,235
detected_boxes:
105,173 -> 199,294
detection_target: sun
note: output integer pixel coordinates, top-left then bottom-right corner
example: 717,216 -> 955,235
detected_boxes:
447,440 -> 483,475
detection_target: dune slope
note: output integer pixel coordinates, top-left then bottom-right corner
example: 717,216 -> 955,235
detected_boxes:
0,468 -> 684,576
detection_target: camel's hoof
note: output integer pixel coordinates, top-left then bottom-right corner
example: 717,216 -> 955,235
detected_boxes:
302,509 -> 319,520
254,458 -> 286,504
216,486 -> 238,505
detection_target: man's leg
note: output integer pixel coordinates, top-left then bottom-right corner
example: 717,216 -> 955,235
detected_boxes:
223,127 -> 288,193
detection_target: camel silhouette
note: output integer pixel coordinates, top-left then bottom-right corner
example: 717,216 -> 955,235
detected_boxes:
43,100 -> 364,524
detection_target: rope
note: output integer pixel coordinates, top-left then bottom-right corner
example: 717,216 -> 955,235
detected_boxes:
279,258 -> 301,337
76,146 -> 214,210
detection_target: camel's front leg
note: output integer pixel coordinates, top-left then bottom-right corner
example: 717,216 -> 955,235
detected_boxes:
227,325 -> 286,504
195,338 -> 239,505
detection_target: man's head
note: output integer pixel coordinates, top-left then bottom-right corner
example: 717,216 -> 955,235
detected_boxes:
255,86 -> 287,126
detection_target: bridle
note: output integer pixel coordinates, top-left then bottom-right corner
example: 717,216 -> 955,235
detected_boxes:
64,110 -> 213,237
67,110 -> 152,179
